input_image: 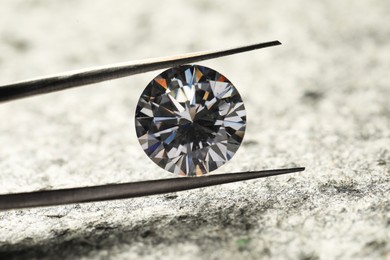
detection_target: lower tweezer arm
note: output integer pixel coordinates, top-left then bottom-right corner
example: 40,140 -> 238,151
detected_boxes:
0,167 -> 304,210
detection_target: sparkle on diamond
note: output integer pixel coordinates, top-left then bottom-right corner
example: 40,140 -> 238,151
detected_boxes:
135,65 -> 246,176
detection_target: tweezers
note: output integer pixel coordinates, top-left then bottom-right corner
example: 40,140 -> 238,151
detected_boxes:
0,40 -> 305,210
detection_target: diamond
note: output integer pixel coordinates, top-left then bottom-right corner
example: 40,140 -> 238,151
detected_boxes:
135,65 -> 246,176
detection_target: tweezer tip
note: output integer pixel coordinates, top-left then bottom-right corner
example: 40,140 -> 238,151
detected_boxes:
292,167 -> 305,173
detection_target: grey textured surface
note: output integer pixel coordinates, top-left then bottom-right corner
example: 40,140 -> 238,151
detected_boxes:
0,0 -> 389,259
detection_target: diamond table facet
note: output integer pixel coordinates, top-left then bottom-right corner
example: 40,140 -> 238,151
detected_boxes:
135,65 -> 246,176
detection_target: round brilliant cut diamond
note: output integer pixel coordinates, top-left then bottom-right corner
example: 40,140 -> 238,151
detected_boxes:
135,65 -> 246,176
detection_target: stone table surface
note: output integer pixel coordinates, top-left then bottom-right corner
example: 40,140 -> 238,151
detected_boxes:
0,1 -> 389,259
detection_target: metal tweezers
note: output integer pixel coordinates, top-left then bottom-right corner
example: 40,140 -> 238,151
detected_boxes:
0,40 -> 305,210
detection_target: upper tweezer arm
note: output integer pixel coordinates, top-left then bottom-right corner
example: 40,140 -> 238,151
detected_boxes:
0,40 -> 280,103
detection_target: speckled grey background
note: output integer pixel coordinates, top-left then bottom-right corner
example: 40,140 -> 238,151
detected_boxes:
0,0 -> 389,259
